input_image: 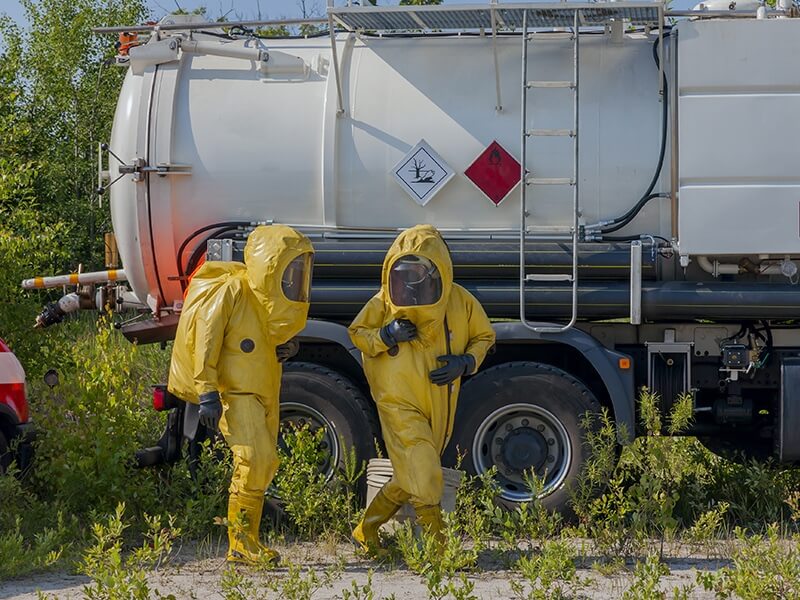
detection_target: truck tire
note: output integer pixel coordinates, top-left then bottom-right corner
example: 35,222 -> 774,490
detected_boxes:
279,362 -> 379,494
442,361 -> 601,515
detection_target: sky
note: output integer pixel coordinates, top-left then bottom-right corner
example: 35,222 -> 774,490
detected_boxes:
1,0 -> 492,26
1,0 -> 694,28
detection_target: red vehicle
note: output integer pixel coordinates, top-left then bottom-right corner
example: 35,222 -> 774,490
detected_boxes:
0,337 -> 33,472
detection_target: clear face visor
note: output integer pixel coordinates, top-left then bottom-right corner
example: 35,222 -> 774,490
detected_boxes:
281,252 -> 314,302
388,255 -> 442,306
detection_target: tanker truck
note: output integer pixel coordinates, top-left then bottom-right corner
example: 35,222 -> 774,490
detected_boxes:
25,2 -> 800,511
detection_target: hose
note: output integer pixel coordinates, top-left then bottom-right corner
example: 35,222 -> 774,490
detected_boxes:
594,34 -> 670,236
600,193 -> 669,235
184,225 -> 247,279
176,221 -> 250,291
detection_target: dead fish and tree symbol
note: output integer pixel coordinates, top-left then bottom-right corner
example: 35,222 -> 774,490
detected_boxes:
408,158 -> 436,183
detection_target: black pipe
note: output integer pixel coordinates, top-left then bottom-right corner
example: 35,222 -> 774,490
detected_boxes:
311,241 -> 655,281
308,280 -> 800,322
599,35 -> 670,235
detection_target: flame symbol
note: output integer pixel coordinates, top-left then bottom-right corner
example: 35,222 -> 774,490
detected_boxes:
489,149 -> 502,166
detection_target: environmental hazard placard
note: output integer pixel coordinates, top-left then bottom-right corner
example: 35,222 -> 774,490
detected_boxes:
393,140 -> 454,207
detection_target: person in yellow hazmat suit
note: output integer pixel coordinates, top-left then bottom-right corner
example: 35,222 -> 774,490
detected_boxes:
168,224 -> 314,565
348,224 -> 495,553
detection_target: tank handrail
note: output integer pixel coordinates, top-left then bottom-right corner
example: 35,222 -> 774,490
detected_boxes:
92,17 -> 328,35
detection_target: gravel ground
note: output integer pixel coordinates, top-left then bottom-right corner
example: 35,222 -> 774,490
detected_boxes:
1,541 -> 732,599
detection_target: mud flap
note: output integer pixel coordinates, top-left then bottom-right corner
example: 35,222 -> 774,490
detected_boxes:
135,401 -> 186,467
780,355 -> 800,462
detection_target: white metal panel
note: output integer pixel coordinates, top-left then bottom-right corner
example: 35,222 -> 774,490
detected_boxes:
0,353 -> 25,384
339,33 -> 663,229
677,20 -> 800,93
109,71 -> 150,307
680,94 -> 800,185
679,186 -> 800,255
677,19 -> 800,256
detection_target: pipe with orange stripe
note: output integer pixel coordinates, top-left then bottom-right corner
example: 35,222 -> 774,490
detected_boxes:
21,269 -> 127,290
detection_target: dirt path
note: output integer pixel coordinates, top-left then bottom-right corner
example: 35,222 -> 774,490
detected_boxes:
1,542 -> 728,599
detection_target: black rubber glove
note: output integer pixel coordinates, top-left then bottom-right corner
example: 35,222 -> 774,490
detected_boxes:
379,319 -> 417,347
198,391 -> 223,430
276,338 -> 300,363
429,354 -> 476,386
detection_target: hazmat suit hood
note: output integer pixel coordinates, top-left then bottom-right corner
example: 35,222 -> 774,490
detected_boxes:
244,225 -> 314,345
379,224 -> 453,345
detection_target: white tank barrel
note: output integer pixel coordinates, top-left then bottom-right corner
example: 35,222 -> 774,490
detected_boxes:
108,13 -> 800,313
110,27 -> 665,311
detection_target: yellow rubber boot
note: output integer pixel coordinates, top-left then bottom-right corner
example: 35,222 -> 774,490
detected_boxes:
415,504 -> 445,555
352,489 -> 401,554
227,495 -> 281,566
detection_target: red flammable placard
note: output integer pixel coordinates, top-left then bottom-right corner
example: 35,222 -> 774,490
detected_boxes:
464,140 -> 522,206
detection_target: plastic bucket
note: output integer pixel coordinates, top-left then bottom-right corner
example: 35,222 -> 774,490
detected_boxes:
364,458 -> 464,522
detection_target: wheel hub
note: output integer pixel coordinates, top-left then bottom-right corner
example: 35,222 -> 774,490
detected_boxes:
473,403 -> 572,503
277,402 -> 340,482
501,427 -> 548,472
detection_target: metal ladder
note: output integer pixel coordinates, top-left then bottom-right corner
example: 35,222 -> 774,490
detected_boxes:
520,9 -> 581,334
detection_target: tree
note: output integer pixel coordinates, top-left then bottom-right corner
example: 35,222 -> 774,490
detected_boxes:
0,0 -> 148,267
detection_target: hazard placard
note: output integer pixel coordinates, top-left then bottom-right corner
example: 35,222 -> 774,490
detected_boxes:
465,141 -> 521,206
393,140 -> 454,207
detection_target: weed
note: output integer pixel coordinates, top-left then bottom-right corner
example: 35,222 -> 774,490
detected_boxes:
167,436 -> 232,538
622,554 -> 669,600
697,524 -> 800,599
452,466 -> 500,551
683,502 -> 729,551
0,463 -> 76,579
495,472 -> 564,557
572,392 -> 728,562
273,425 -> 365,540
266,560 -> 344,600
80,503 -> 179,600
510,539 -> 588,600
220,566 -> 265,600
394,512 -> 480,600
340,569 -> 375,600
788,491 -> 800,526
0,516 -> 66,581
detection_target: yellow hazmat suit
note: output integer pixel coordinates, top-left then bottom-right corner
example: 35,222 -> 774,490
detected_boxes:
348,224 -> 495,550
169,225 -> 314,564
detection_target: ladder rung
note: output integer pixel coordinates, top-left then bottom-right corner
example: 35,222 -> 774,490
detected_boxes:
526,177 -> 575,186
526,128 -> 575,137
526,80 -> 575,89
525,274 -> 574,282
525,225 -> 573,233
527,32 -> 575,41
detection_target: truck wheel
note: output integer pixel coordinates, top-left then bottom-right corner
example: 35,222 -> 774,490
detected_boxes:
442,361 -> 600,514
279,362 -> 379,492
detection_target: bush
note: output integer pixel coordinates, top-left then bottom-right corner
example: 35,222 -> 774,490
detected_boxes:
30,317 -> 168,520
272,424 -> 364,540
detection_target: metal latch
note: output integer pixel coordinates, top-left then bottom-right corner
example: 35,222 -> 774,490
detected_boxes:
97,143 -> 192,196
118,157 -> 192,181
